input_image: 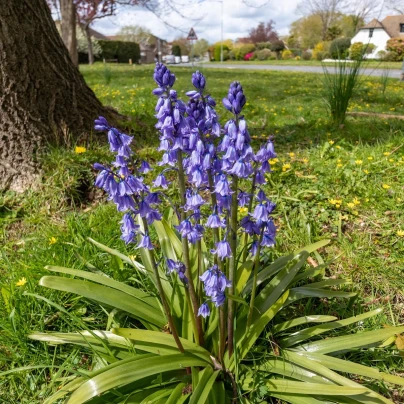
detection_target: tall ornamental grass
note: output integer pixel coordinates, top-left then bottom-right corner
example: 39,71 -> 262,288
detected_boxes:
27,64 -> 404,403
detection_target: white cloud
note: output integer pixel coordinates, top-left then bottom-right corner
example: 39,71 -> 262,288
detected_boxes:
93,0 -> 301,43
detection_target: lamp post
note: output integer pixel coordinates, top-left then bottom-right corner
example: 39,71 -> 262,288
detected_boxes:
220,0 -> 223,63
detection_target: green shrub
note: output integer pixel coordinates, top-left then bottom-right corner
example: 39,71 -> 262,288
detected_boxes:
289,48 -> 302,57
302,51 -> 311,60
314,51 -> 325,61
349,42 -> 365,60
377,50 -> 387,60
214,45 -> 229,61
98,40 -> 140,63
312,41 -> 330,60
270,40 -> 285,59
239,44 -> 256,60
386,37 -> 404,60
330,37 -> 351,59
256,48 -> 272,60
172,44 -> 181,57
256,42 -> 271,50
384,50 -> 399,61
282,49 -> 293,59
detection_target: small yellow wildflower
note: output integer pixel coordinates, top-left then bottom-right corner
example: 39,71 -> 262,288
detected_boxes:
347,202 -> 355,208
302,158 -> 309,164
397,230 -> 404,237
289,152 -> 295,157
75,146 -> 86,154
389,159 -> 394,163
353,198 -> 360,205
337,163 -> 343,168
129,255 -> 137,261
383,152 -> 390,156
238,207 -> 248,214
282,164 -> 291,172
328,140 -> 334,145
269,158 -> 279,165
335,145 -> 341,149
16,277 -> 27,287
355,160 -> 363,165
382,184 -> 390,189
367,156 -> 373,160
363,169 -> 369,174
49,237 -> 57,245
397,198 -> 402,202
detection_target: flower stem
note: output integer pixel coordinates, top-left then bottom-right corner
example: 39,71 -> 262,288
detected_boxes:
141,218 -> 185,353
176,150 -> 204,346
227,175 -> 238,357
247,228 -> 264,328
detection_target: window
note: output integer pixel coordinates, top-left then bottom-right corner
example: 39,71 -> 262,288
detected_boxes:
369,28 -> 374,38
400,23 -> 404,33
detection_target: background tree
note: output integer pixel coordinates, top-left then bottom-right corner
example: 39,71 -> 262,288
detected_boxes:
248,20 -> 278,44
297,0 -> 345,40
193,39 -> 209,58
326,24 -> 342,40
386,0 -> 404,14
172,37 -> 192,56
117,25 -> 154,45
0,0 -> 116,191
348,0 -> 381,33
270,39 -> 285,59
290,15 -> 323,48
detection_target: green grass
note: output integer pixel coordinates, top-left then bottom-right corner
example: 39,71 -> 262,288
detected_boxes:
206,59 -> 402,69
1,63 -> 403,402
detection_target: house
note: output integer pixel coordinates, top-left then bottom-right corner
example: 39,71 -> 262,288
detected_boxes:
351,15 -> 404,58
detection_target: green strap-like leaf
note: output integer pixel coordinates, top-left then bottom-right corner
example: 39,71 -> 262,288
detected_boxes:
280,308 -> 383,348
45,265 -> 160,310
189,367 -> 220,404
112,329 -> 213,364
87,237 -> 146,273
272,315 -> 338,334
166,382 -> 189,404
139,388 -> 173,403
265,379 -> 367,395
299,325 -> 404,354
67,353 -> 208,404
39,276 -> 165,328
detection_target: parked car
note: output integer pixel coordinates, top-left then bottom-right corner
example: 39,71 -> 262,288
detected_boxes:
163,55 -> 175,64
181,56 -> 189,63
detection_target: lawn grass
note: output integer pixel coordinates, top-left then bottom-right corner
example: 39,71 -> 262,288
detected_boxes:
1,63 -> 403,402
206,59 -> 402,70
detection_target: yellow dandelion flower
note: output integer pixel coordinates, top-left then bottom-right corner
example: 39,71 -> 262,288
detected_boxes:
335,145 -> 341,149
75,146 -> 87,154
289,152 -> 295,157
282,164 -> 291,172
335,204 -> 341,209
49,237 -> 57,245
367,156 -> 373,160
328,140 -> 335,145
382,184 -> 390,189
363,169 -> 369,174
16,277 -> 27,287
355,160 -> 363,165
347,202 -> 355,208
353,198 -> 360,205
302,158 -> 309,164
337,163 -> 343,168
397,230 -> 404,237
238,207 -> 248,214
389,159 -> 394,162
397,198 -> 402,202
383,152 -> 390,156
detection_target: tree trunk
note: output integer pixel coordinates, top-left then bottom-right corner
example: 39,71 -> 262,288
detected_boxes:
0,0 -> 115,191
60,0 -> 78,66
85,25 -> 94,65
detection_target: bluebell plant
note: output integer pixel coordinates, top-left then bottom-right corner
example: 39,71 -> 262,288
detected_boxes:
93,63 -> 278,358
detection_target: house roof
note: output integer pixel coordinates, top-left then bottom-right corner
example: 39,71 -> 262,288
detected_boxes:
381,15 -> 404,38
358,15 -> 404,38
87,27 -> 110,41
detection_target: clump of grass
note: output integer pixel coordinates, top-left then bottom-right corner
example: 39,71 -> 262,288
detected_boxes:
380,65 -> 391,95
321,58 -> 363,126
103,63 -> 112,85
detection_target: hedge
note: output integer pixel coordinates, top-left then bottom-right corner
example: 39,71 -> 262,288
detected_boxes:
98,40 -> 140,63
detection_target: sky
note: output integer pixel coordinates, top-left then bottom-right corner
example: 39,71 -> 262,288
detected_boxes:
92,0 -> 302,43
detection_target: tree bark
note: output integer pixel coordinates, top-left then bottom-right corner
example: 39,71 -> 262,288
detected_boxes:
85,24 -> 94,65
0,0 -> 115,191
60,0 -> 78,66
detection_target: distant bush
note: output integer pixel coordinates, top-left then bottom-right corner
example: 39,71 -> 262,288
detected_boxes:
98,40 -> 140,63
295,56 -> 301,60
312,41 -> 330,60
386,37 -> 404,60
282,49 -> 293,59
256,42 -> 272,50
330,38 -> 351,59
270,40 -> 285,59
172,45 -> 181,57
289,48 -> 302,57
349,42 -> 365,60
302,51 -> 311,60
256,48 -> 272,60
384,50 -> 399,61
377,50 -> 387,60
239,44 -> 256,60
214,45 -> 229,61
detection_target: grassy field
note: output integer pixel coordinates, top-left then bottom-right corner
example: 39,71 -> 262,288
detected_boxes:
1,63 -> 403,402
206,59 -> 402,69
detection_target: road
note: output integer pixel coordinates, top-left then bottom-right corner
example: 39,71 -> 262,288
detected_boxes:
188,63 -> 402,79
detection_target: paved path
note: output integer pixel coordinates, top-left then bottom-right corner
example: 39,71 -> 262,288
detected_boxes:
191,63 -> 402,79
